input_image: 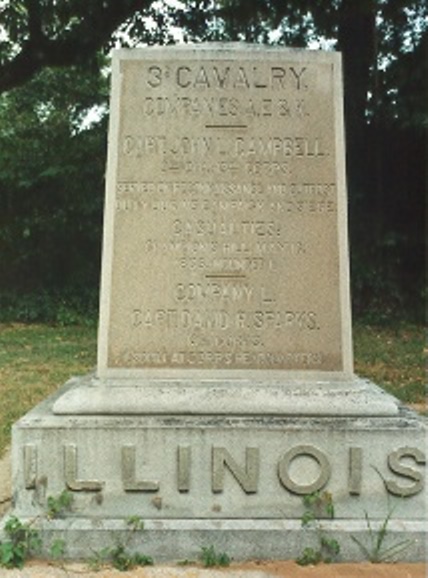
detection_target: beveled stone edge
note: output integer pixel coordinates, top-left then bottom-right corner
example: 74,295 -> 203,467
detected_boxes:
1,516 -> 426,562
51,373 -> 400,417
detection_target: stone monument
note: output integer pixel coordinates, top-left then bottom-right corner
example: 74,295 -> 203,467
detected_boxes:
5,44 -> 427,561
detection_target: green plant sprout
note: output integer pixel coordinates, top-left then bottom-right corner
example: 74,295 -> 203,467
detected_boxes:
351,509 -> 412,563
46,490 -> 73,519
0,516 -> 42,569
88,515 -> 153,571
351,467 -> 413,563
199,544 -> 231,567
297,491 -> 341,566
50,538 -> 66,559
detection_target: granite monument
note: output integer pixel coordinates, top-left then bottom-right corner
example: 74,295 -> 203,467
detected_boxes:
5,44 -> 427,561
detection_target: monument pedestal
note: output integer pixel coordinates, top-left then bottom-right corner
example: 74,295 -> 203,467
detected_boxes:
7,376 -> 427,561
3,45 -> 427,563
52,373 -> 400,417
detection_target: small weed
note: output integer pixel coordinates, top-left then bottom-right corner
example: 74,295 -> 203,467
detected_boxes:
351,509 -> 412,563
319,535 -> 341,563
126,515 -> 145,531
297,492 -> 340,566
89,545 -> 153,572
88,547 -> 110,571
302,491 -> 335,524
50,538 -> 66,559
199,545 -> 231,567
297,547 -> 322,566
109,545 -> 153,571
88,516 -> 153,571
0,516 -> 42,569
351,468 -> 413,563
46,490 -> 73,519
0,500 -> 68,568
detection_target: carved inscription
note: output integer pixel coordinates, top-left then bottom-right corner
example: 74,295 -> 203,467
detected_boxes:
277,445 -> 331,495
385,447 -> 426,497
103,49 -> 350,372
177,446 -> 191,492
146,64 -> 308,90
348,447 -> 363,496
121,445 -> 159,492
212,447 -> 259,493
23,444 -> 37,490
25,444 -> 426,503
64,445 -> 103,492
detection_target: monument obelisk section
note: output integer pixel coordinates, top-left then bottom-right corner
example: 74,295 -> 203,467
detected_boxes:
7,45 -> 427,561
101,46 -> 352,377
55,45 -> 396,415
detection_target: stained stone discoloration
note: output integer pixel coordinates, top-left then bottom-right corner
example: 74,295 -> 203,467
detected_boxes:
98,45 -> 352,378
4,45 -> 427,563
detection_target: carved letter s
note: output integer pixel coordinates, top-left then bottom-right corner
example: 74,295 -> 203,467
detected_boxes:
385,447 -> 426,497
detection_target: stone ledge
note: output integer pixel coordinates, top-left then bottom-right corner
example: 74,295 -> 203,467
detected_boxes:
12,389 -> 427,523
52,374 -> 400,417
0,517 -> 426,562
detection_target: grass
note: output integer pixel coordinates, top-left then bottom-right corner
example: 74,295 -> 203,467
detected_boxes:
353,323 -> 426,409
0,321 -> 425,457
0,323 -> 97,456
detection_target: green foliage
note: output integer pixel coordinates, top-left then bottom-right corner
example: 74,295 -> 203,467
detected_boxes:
88,515 -> 153,571
351,470 -> 413,563
89,544 -> 153,571
351,510 -> 412,563
302,491 -> 335,525
297,492 -> 341,566
0,289 -> 98,325
297,547 -> 322,566
0,1 -> 425,322
199,545 -> 231,567
46,490 -> 73,519
50,539 -> 66,559
353,323 -> 425,407
0,60 -> 107,303
88,547 -> 109,571
319,535 -> 341,563
0,322 -> 97,457
0,516 -> 41,569
0,1 -> 149,92
126,515 -> 145,532
108,545 -> 153,572
349,124 -> 426,324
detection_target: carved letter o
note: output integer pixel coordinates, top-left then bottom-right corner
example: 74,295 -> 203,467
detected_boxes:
278,445 -> 331,495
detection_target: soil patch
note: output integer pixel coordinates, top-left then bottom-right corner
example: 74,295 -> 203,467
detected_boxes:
0,560 -> 425,577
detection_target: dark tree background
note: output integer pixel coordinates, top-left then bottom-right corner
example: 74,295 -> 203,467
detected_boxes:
0,0 -> 426,322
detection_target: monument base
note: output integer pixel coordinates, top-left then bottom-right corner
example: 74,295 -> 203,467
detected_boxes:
52,373 -> 400,417
1,517 -> 425,562
4,378 -> 427,562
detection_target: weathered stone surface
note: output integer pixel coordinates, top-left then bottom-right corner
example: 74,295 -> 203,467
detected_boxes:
54,44 -> 359,417
97,44 -> 353,379
13,381 -> 427,522
7,382 -> 427,560
4,45 -> 427,563
1,516 -> 426,563
53,374 -> 400,416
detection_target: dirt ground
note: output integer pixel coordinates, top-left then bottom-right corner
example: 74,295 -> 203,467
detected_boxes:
0,448 -> 11,518
0,450 -> 425,577
0,559 -> 425,578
